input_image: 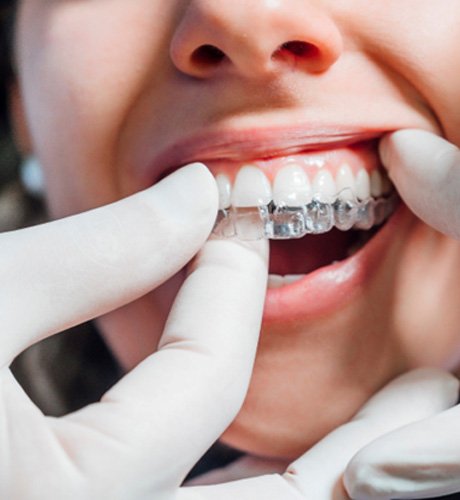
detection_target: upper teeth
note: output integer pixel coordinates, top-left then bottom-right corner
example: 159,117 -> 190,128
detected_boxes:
216,164 -> 392,209
273,164 -> 312,206
216,173 -> 232,209
230,166 -> 272,207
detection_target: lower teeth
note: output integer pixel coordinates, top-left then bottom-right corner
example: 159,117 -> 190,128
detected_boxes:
213,192 -> 398,240
268,274 -> 305,289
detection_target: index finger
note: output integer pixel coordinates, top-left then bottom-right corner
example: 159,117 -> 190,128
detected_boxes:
54,237 -> 269,491
380,129 -> 460,239
0,163 -> 217,368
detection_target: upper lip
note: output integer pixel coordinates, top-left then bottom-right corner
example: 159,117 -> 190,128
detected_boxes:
149,125 -> 388,182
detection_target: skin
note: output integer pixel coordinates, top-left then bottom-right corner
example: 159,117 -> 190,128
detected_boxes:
11,0 -> 460,459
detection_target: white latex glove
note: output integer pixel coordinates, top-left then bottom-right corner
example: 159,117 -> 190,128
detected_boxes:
180,369 -> 458,500
344,397 -> 460,499
339,131 -> 460,499
0,163 -> 270,500
379,129 -> 460,239
2,158 -> 457,500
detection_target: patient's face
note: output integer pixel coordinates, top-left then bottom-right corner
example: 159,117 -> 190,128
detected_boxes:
14,0 -> 460,458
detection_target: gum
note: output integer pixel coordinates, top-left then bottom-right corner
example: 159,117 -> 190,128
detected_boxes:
213,191 -> 398,240
208,142 -> 381,185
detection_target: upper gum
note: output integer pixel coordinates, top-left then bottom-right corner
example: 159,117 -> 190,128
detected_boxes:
208,144 -> 381,183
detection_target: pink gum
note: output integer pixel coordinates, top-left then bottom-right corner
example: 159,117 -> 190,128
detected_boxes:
207,143 -> 382,184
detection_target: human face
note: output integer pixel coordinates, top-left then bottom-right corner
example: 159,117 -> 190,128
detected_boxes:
14,0 -> 460,458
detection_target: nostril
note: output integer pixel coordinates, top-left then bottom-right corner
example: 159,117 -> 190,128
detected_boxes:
274,40 -> 319,60
191,44 -> 226,67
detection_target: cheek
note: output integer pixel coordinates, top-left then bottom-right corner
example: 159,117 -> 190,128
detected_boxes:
16,1 -> 172,216
393,226 -> 460,368
402,17 -> 460,144
331,1 -> 460,145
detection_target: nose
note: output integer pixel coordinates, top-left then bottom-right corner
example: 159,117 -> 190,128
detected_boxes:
170,0 -> 344,79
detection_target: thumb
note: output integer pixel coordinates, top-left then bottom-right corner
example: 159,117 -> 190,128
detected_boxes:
380,129 -> 460,239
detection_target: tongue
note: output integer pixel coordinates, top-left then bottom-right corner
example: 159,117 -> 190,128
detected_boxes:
269,229 -> 357,275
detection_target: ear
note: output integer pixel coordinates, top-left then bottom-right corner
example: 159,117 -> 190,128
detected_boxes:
9,81 -> 33,155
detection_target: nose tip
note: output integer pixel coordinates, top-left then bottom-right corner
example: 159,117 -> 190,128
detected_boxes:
170,0 -> 344,79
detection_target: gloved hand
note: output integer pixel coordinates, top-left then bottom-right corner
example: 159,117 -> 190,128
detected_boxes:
180,369 -> 458,500
379,129 -> 460,240
0,163 -> 270,499
341,130 -> 460,500
2,158 -> 457,500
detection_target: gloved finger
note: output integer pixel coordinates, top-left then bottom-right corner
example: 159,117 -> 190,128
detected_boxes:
179,369 -> 458,500
344,389 -> 460,499
379,129 -> 460,239
54,237 -> 269,492
179,474 -> 306,500
285,369 -> 459,499
0,163 -> 217,369
185,455 -> 289,486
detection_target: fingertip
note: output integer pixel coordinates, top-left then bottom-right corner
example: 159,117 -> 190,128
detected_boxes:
381,129 -> 457,171
379,130 -> 429,176
213,236 -> 269,265
343,454 -> 384,500
149,162 -> 218,234
401,368 -> 460,406
162,162 -> 218,209
177,161 -> 216,189
194,237 -> 269,277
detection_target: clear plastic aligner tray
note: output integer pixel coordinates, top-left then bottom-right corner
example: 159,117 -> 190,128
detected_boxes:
213,191 -> 398,240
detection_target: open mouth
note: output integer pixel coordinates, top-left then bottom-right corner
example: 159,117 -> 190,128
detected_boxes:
206,138 -> 398,289
267,224 -> 382,287
148,128 -> 403,320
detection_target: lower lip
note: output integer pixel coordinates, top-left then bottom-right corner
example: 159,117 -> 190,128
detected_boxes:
262,203 -> 408,324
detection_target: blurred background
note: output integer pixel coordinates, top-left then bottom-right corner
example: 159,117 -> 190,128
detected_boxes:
0,2 -> 17,175
0,1 -> 24,230
0,2 -> 47,231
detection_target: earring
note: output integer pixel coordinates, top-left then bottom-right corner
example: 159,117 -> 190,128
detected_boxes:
20,155 -> 44,197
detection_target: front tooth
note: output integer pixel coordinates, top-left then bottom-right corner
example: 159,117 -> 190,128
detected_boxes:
231,166 -> 272,207
370,170 -> 383,197
215,174 -> 232,209
284,274 -> 305,285
273,165 -> 312,206
267,274 -> 285,289
312,170 -> 336,202
267,274 -> 305,288
335,163 -> 355,200
355,169 -> 371,201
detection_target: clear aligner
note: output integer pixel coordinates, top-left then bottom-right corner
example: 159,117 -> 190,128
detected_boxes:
213,191 -> 398,240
